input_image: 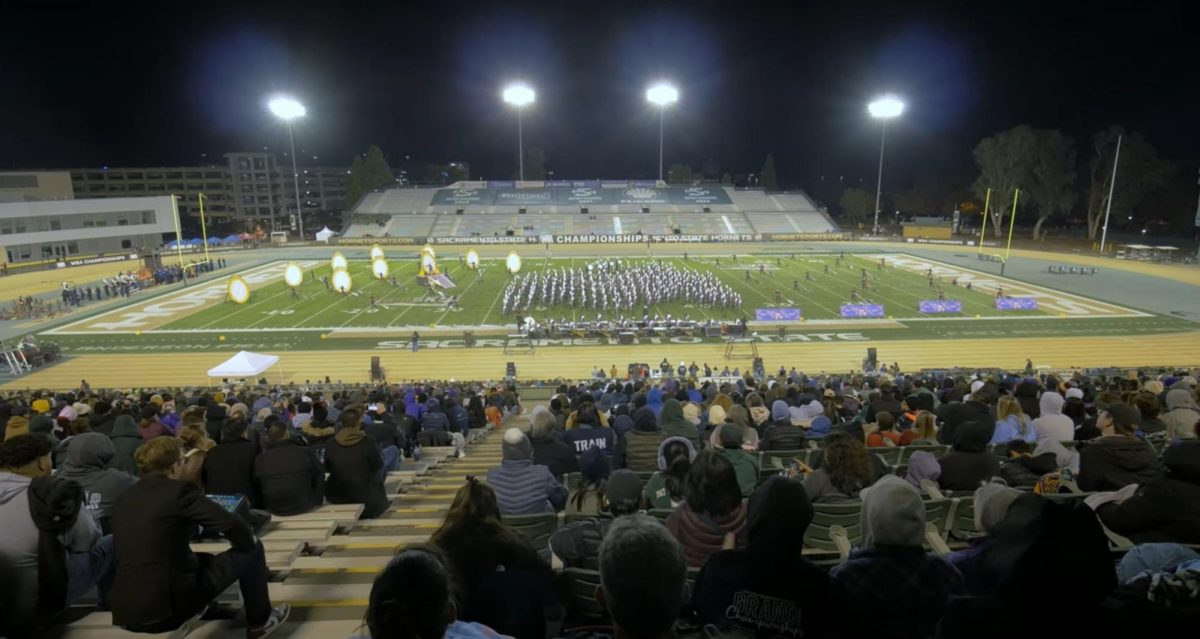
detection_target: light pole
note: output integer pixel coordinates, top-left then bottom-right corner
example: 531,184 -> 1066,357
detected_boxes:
646,83 -> 678,182
502,84 -> 535,181
867,95 -> 904,235
268,96 -> 306,239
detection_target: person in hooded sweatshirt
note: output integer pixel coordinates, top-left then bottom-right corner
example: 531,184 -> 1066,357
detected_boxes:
714,423 -> 759,498
1095,441 -> 1200,544
563,402 -> 616,456
486,428 -> 567,515
1077,402 -> 1162,492
1161,388 -> 1200,440
946,482 -> 1022,595
690,476 -> 836,638
254,417 -> 325,516
761,400 -> 807,451
665,450 -> 748,567
0,434 -> 113,634
324,408 -> 389,519
938,421 -> 1002,492
203,419 -> 261,507
57,432 -> 137,532
107,414 -> 143,476
89,401 -> 116,436
1030,392 -> 1074,444
658,398 -> 700,447
614,406 -> 666,471
829,475 -> 966,639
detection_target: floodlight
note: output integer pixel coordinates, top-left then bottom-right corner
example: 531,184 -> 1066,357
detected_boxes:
868,96 -> 905,119
284,263 -> 303,288
330,252 -> 348,271
369,245 -> 385,261
268,96 -> 306,120
331,269 -> 352,293
227,276 -> 251,304
506,251 -> 522,274
466,250 -> 480,269
502,84 -> 535,107
372,258 -> 389,279
646,83 -> 679,106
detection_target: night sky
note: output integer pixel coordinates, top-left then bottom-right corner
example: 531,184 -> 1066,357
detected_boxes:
3,0 -> 1197,189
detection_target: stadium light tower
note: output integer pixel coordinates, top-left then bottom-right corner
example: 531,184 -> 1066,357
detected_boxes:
868,95 -> 904,236
646,83 -> 679,181
268,96 -> 307,239
502,84 -> 536,181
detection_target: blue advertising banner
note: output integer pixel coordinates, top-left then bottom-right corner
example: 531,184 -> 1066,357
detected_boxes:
840,304 -> 886,318
996,297 -> 1038,310
919,300 -> 963,313
756,308 -> 802,321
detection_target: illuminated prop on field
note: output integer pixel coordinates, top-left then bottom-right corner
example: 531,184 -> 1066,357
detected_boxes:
418,245 -> 439,276
372,258 -> 389,279
227,276 -> 251,304
284,263 -> 303,288
330,252 -> 348,272
506,251 -> 522,274
331,269 -> 352,293
466,250 -> 480,269
369,245 -> 385,261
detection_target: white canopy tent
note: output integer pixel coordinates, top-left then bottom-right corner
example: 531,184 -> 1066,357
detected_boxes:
315,226 -> 337,243
206,351 -> 280,380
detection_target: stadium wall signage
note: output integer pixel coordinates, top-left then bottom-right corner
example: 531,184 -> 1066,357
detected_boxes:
375,332 -> 870,349
56,252 -> 140,268
336,237 -> 421,246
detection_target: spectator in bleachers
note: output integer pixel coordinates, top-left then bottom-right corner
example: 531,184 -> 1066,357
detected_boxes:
254,416 -> 325,516
904,451 -> 941,489
659,398 -> 700,446
563,402 -> 615,456
108,414 -> 142,475
992,395 -> 1035,444
421,397 -> 449,432
431,478 -> 559,639
204,402 -> 228,443
597,515 -> 689,639
325,408 -> 389,519
946,482 -> 1021,594
3,403 -> 29,440
549,469 -> 644,570
57,432 -> 136,531
761,400 -> 807,451
1031,391 -> 1073,444
567,446 -> 610,516
937,421 -> 1002,492
300,403 -> 336,447
1162,388 -> 1200,440
487,428 -> 567,515
1078,402 -> 1162,492
613,406 -> 665,471
999,439 -> 1058,487
865,411 -> 900,447
799,431 -> 874,503
714,424 -> 758,498
445,396 -> 469,435
360,545 -> 508,639
137,404 -> 171,440
643,437 -> 695,509
936,383 -> 995,446
690,476 -> 835,637
1094,441 -> 1200,545
203,419 -> 260,507
466,393 -> 487,431
0,434 -> 114,634
90,400 -> 115,436
364,404 -> 404,474
666,450 -> 747,567
900,409 -> 938,445
178,420 -> 215,488
109,437 -> 290,637
530,410 -> 577,479
1133,391 -> 1168,443
829,475 -> 965,639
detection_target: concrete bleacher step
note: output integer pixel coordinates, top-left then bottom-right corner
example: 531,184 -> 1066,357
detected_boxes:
261,522 -> 335,542
273,504 -> 364,522
190,541 -> 304,569
51,614 -> 363,639
288,555 -> 395,571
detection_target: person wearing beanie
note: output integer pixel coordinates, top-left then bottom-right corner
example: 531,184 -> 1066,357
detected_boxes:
946,481 -> 1022,594
761,400 -> 806,451
700,404 -> 727,445
690,477 -> 833,638
715,424 -> 759,498
681,402 -> 701,428
1077,402 -> 1162,492
658,398 -> 700,447
486,428 -> 567,515
567,446 -> 611,516
614,407 -> 666,472
5,405 -> 30,441
549,469 -> 645,570
829,475 -> 965,638
937,421 -> 1002,492
1095,441 -> 1200,545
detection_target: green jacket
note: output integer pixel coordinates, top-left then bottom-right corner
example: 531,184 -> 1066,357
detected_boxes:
659,399 -> 700,446
719,448 -> 760,498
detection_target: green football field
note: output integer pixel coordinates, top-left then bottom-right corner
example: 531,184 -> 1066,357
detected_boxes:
162,253 -> 1046,331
